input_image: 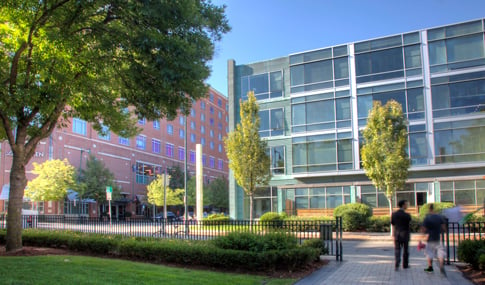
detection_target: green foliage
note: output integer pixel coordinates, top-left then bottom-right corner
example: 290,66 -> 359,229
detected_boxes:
202,213 -> 230,225
302,238 -> 329,256
167,166 -> 186,190
211,232 -> 297,252
479,254 -> 485,270
366,216 -> 391,232
260,212 -> 282,221
361,100 -> 410,213
334,203 -> 372,218
0,0 -> 230,251
80,155 -> 118,203
418,202 -> 455,220
147,175 -> 184,206
224,92 -> 271,220
458,239 -> 485,269
0,230 -> 316,272
25,159 -> 77,201
205,177 -> 229,209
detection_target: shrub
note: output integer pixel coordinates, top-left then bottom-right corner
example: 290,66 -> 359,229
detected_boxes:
479,254 -> 485,270
410,215 -> 422,232
202,213 -> 230,226
334,203 -> 372,218
366,216 -> 390,232
260,212 -> 282,222
418,202 -> 455,220
211,231 -> 297,252
457,239 -> 485,269
302,238 -> 329,256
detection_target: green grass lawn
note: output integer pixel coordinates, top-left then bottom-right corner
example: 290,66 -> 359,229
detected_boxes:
0,255 -> 296,285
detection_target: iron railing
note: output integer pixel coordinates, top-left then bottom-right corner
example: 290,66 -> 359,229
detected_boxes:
0,215 -> 343,260
443,220 -> 485,264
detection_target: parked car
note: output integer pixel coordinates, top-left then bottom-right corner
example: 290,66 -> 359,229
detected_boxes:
154,211 -> 179,222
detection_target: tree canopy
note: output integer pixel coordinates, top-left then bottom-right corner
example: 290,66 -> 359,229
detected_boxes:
147,175 -> 184,207
361,100 -> 410,218
205,177 -> 228,210
25,159 -> 77,201
0,0 -> 229,251
224,92 -> 271,220
79,155 -> 118,203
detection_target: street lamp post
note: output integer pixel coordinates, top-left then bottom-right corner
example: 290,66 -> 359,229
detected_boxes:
184,113 -> 188,234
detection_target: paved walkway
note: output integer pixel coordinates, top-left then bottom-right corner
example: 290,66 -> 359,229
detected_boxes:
295,238 -> 472,285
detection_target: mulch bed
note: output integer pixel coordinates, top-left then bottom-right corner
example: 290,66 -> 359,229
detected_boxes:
456,264 -> 485,285
0,246 -> 329,279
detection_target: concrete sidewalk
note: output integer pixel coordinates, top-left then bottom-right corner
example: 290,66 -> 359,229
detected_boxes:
294,239 -> 472,285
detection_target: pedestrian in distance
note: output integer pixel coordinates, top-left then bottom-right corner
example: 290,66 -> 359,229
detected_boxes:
391,199 -> 412,270
421,203 -> 447,276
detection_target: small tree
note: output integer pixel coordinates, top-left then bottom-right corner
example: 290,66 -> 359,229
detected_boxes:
79,155 -> 118,203
167,166 -> 186,190
147,175 -> 184,208
361,100 -> 410,232
224,92 -> 271,221
206,177 -> 229,210
25,159 -> 77,201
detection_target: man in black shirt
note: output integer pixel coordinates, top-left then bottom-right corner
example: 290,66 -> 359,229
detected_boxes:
391,199 -> 412,270
422,203 -> 447,276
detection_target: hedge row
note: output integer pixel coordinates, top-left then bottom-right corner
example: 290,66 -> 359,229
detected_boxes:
458,239 -> 485,270
0,229 -> 319,272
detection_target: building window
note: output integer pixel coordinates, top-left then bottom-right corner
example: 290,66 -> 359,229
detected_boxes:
259,108 -> 284,137
201,113 -> 205,122
218,144 -> 222,152
218,133 -> 222,141
292,133 -> 353,173
218,159 -> 223,170
153,120 -> 160,129
241,71 -> 283,100
201,137 -> 206,146
202,154 -> 207,166
210,106 -> 214,114
179,129 -> 185,138
210,141 -> 214,150
218,111 -> 222,119
190,151 -> 196,163
209,129 -> 214,138
191,108 -> 196,117
190,121 -> 196,129
97,125 -> 110,141
135,162 -> 159,185
178,147 -> 185,161
210,118 -> 214,126
201,125 -> 205,134
136,135 -> 146,150
138,118 -> 146,125
428,20 -> 485,73
201,101 -> 205,110
269,146 -> 285,175
217,98 -> 222,107
165,143 -> 174,157
218,122 -> 223,130
167,124 -> 173,135
72,118 -> 87,135
209,157 -> 215,168
179,116 -> 184,125
190,133 -> 196,143
119,136 -> 130,146
209,92 -> 214,102
152,139 -> 161,154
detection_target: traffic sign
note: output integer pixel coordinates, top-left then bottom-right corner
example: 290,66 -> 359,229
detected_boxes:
106,186 -> 113,193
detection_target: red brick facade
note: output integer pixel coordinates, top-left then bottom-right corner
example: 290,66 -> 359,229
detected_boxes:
0,88 -> 228,218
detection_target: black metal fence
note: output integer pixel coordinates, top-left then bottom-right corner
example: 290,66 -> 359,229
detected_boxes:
0,215 -> 343,261
443,221 -> 485,264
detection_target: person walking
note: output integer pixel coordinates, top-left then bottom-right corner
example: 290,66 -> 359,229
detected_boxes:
422,203 -> 447,276
391,199 -> 411,270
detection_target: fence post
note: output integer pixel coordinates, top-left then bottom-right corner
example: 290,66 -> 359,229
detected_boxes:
444,218 -> 450,265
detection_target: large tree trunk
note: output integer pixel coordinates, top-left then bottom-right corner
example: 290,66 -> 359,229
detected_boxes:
6,152 -> 28,251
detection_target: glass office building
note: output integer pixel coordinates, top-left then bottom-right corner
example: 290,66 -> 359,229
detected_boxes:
227,19 -> 485,219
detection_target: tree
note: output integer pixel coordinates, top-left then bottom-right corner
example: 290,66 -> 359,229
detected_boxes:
224,92 -> 271,221
79,155 -> 118,203
0,1 -> 229,251
25,159 -> 77,201
361,100 -> 410,231
168,165 -> 186,190
147,175 -> 184,207
205,177 -> 229,210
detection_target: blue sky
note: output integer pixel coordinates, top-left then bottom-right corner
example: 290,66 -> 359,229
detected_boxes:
206,0 -> 484,96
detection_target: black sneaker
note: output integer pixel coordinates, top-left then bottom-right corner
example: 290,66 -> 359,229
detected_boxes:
440,267 -> 447,277
424,267 -> 434,273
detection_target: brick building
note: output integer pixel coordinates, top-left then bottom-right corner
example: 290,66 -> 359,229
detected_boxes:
0,87 -> 229,219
